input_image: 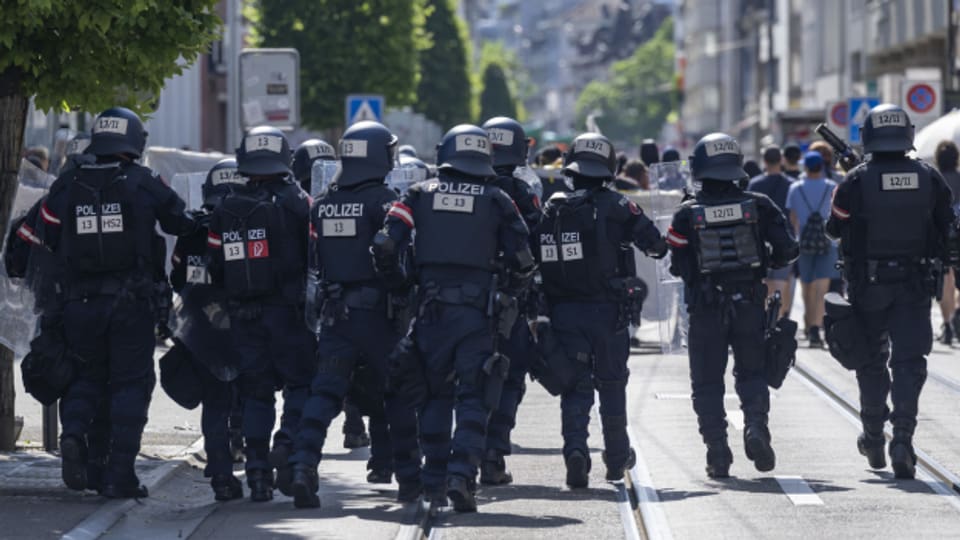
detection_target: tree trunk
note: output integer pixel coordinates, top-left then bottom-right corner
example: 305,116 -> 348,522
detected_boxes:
0,66 -> 29,451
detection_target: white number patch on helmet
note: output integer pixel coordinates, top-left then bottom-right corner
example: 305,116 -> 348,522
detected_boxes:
705,140 -> 740,156
486,128 -> 515,146
66,138 -> 91,155
574,138 -> 609,157
454,134 -> 491,155
307,142 -> 336,159
340,139 -> 368,158
872,111 -> 908,128
213,168 -> 243,185
93,117 -> 129,135
246,134 -> 283,154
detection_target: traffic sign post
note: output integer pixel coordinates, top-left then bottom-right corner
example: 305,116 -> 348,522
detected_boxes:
848,96 -> 880,144
825,100 -> 849,141
239,48 -> 300,131
345,94 -> 385,126
901,80 -> 942,131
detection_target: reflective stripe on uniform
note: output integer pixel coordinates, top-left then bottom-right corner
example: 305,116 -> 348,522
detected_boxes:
40,203 -> 61,225
831,205 -> 850,219
388,202 -> 414,228
16,223 -> 41,245
207,232 -> 222,248
666,227 -> 688,247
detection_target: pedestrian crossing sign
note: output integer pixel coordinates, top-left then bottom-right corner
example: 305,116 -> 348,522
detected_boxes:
345,94 -> 384,126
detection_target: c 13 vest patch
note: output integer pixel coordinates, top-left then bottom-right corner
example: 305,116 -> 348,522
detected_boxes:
64,165 -> 139,274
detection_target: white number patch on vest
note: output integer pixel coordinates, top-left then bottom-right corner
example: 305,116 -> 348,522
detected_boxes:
100,214 -> 123,233
881,173 -> 919,191
433,193 -> 475,213
186,265 -> 209,284
562,242 -> 584,260
223,242 -> 245,261
76,216 -> 98,234
322,218 -> 357,237
705,203 -> 743,224
540,245 -> 558,262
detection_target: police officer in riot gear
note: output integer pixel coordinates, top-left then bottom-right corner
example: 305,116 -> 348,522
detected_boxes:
166,158 -> 246,501
479,116 -> 540,485
292,138 -> 336,193
667,133 -> 798,479
207,126 -> 316,502
533,133 -> 666,488
826,104 -> 955,479
286,121 -> 421,508
373,124 -> 534,512
41,107 -> 197,497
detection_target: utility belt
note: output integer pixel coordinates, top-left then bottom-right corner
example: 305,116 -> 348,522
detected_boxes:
65,273 -> 152,302
418,282 -> 490,314
688,278 -> 765,308
846,256 -> 942,300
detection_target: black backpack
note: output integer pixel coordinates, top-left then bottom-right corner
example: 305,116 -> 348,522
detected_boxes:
218,190 -> 283,299
798,185 -> 831,256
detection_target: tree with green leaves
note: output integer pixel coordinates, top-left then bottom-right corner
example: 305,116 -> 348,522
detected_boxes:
415,0 -> 472,128
478,63 -> 517,122
0,0 -> 222,450
250,0 -> 427,130
475,41 -> 530,123
575,18 -> 675,145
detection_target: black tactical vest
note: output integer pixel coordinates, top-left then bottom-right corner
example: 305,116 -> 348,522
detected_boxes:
858,160 -> 933,260
62,164 -> 143,275
171,226 -> 211,291
689,198 -> 763,277
535,190 -> 620,299
313,184 -> 390,283
413,177 -> 498,271
218,189 -> 283,299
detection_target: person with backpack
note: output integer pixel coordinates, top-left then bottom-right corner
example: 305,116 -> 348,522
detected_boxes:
40,107 -> 198,498
206,126 -> 317,502
786,151 -> 838,347
533,133 -> 667,489
748,145 -> 796,318
667,133 -> 798,478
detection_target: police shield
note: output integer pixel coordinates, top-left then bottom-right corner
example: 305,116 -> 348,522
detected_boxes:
310,159 -> 340,198
386,164 -> 427,196
513,165 -> 543,201
646,161 -> 691,354
169,286 -> 239,382
0,159 -> 57,359
170,171 -> 206,211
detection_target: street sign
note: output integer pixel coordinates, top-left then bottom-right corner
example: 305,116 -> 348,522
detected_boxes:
239,48 -> 300,131
848,96 -> 880,144
345,94 -> 384,126
825,100 -> 849,140
901,80 -> 942,131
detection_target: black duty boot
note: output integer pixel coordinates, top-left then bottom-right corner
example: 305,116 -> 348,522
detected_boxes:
889,437 -> 916,479
480,449 -> 513,486
101,474 -> 149,499
269,441 -> 292,496
564,449 -> 590,489
857,432 -> 886,470
60,435 -> 88,491
343,432 -> 371,449
397,479 -> 423,503
291,465 -> 321,509
366,467 -> 393,484
603,448 -> 637,481
446,475 -> 477,513
275,463 -> 294,496
743,425 -> 776,473
705,441 -> 733,479
247,469 -> 274,502
212,474 -> 244,501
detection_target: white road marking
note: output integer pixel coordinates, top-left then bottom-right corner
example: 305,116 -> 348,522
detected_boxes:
775,475 -> 824,506
614,481 -> 643,540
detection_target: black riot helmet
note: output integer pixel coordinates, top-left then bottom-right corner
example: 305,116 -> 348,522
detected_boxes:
482,116 -> 528,168
291,139 -> 336,182
338,121 -> 398,187
436,124 -> 496,178
563,133 -> 618,180
236,126 -> 292,176
690,132 -> 747,182
65,132 -> 91,157
399,144 -> 419,158
861,103 -> 915,154
87,107 -> 148,158
202,158 -> 246,209
640,139 -> 660,165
